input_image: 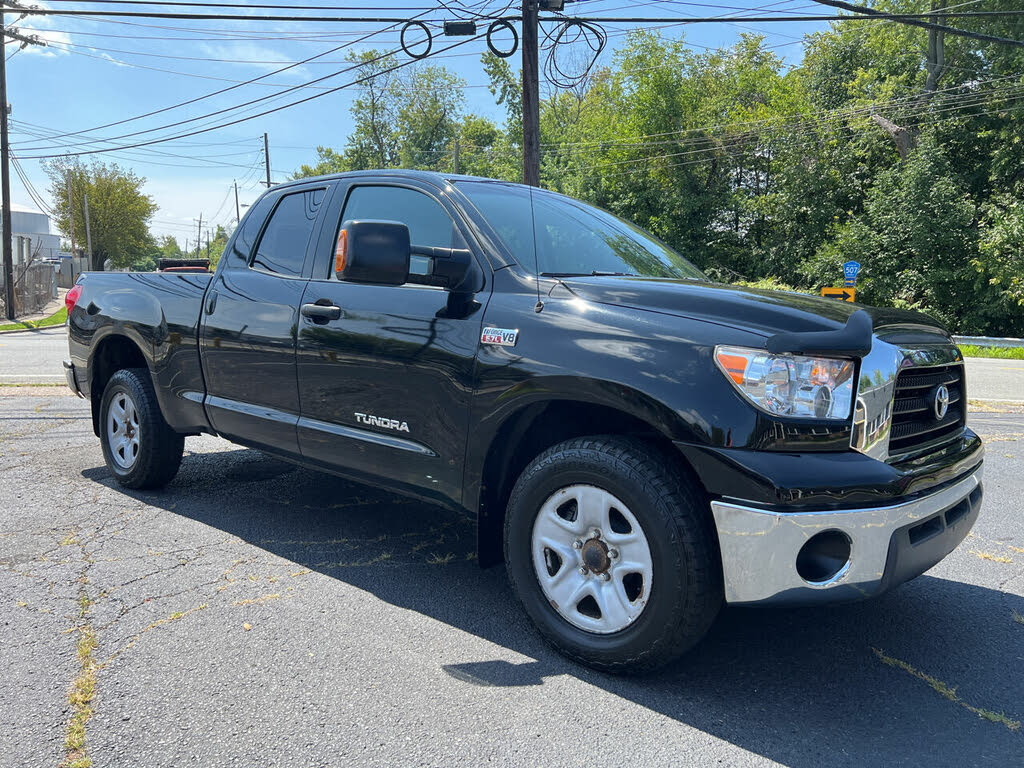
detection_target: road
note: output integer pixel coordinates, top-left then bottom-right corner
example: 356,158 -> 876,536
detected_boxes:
0,327 -> 67,384
1,390 -> 1021,768
963,357 -> 1024,402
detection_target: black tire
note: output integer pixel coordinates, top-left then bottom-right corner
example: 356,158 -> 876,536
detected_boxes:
99,368 -> 184,490
504,436 -> 722,673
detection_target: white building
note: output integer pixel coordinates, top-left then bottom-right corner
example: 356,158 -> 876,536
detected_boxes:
3,203 -> 63,263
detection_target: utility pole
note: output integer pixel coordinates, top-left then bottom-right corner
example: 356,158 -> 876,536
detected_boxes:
67,176 -> 76,260
234,180 -> 240,223
83,193 -> 94,270
453,137 -> 460,175
1,5 -> 45,317
205,229 -> 210,259
196,212 -> 202,258
263,132 -> 272,187
521,0 -> 540,187
1,7 -> 15,319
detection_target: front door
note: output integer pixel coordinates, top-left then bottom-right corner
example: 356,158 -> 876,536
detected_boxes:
200,184 -> 331,456
295,181 -> 487,506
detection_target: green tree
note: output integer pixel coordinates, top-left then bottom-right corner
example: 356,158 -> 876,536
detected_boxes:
206,225 -> 232,267
805,138 -> 985,329
44,159 -> 157,271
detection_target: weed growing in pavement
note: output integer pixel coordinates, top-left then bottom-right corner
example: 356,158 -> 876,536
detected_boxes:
872,648 -> 1020,731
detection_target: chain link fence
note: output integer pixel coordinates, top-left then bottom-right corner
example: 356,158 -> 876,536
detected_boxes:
0,261 -> 59,318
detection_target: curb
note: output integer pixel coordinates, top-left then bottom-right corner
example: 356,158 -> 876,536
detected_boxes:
0,377 -> 66,385
0,326 -> 64,335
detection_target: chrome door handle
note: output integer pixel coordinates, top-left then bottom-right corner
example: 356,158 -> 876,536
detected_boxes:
300,303 -> 342,322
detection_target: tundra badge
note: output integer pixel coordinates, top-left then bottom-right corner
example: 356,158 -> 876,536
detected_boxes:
481,327 -> 519,347
355,412 -> 410,433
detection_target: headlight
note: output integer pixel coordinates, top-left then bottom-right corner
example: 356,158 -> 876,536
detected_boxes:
714,345 -> 855,420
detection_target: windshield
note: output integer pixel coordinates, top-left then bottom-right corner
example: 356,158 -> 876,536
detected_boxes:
458,181 -> 706,280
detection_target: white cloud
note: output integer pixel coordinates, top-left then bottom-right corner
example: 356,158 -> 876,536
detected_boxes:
197,41 -> 311,81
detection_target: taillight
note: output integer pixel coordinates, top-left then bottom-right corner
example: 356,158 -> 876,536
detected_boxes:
65,284 -> 83,314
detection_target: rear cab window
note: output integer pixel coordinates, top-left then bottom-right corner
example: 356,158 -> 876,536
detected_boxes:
251,188 -> 327,277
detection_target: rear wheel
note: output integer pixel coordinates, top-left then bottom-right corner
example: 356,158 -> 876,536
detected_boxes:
504,436 -> 722,672
99,368 -> 184,489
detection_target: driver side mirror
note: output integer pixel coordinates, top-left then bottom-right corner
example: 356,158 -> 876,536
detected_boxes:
335,219 -> 410,286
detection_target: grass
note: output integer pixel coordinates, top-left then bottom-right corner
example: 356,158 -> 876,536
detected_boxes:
970,549 -> 1014,564
873,648 -> 1021,732
959,344 -> 1024,360
0,306 -> 67,332
64,587 -> 96,768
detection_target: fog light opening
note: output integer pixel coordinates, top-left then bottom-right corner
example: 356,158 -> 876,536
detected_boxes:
796,529 -> 852,585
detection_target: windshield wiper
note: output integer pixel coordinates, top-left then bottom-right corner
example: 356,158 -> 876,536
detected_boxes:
540,270 -> 639,278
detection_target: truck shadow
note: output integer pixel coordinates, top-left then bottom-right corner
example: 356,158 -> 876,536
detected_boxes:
83,447 -> 1024,767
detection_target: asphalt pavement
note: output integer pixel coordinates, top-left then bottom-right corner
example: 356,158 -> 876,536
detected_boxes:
1,391 -> 1021,767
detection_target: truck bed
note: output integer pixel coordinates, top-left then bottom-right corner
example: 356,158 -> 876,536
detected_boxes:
66,271 -> 213,436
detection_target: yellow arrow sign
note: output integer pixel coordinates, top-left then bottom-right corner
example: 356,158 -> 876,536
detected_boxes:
821,286 -> 856,302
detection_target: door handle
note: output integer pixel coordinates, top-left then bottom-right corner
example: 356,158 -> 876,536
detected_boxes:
206,290 -> 218,315
300,303 -> 342,322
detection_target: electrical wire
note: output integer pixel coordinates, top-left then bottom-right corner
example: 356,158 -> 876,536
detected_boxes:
10,155 -> 55,216
11,12 -> 431,149
15,31 -> 488,160
542,17 -> 607,89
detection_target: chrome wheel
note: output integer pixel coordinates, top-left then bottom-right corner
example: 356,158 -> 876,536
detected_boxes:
107,390 -> 141,469
531,484 -> 653,634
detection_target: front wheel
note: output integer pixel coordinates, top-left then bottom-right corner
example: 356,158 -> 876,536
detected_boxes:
504,436 -> 722,673
99,368 -> 184,490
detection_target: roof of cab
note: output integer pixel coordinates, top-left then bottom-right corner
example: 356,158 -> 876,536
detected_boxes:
271,168 -> 528,191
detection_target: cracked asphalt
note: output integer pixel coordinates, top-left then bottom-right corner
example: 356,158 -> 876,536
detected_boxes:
1,390 -> 1021,768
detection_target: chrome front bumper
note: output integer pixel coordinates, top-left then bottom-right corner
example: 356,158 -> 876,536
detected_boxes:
710,466 -> 983,605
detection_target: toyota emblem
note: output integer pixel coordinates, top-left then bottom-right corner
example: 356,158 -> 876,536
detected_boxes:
932,384 -> 950,421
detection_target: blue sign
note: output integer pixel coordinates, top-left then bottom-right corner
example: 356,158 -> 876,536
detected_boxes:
843,260 -> 861,287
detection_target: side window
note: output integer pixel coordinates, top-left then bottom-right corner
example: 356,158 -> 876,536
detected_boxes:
342,184 -> 466,242
226,195 -> 275,267
339,185 -> 467,278
251,188 -> 325,277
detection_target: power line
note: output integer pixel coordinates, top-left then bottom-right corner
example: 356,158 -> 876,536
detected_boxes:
804,0 -> 1024,49
15,31 -> 487,160
11,8 -> 470,23
11,17 -> 421,148
40,1 -> 442,9
10,155 -> 53,215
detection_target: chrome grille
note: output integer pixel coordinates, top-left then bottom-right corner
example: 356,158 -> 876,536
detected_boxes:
851,331 -> 965,463
887,363 -> 965,457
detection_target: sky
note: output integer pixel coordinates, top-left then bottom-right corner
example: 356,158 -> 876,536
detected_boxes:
7,0 -> 836,247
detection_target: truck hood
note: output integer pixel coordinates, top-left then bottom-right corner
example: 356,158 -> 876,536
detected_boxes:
556,277 -> 949,340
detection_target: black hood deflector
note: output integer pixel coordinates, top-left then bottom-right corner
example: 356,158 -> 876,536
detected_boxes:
765,309 -> 873,358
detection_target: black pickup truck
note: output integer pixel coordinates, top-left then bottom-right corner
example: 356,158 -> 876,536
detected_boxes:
65,170 -> 983,671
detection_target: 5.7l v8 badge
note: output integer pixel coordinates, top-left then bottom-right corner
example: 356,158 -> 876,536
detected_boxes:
481,327 -> 519,347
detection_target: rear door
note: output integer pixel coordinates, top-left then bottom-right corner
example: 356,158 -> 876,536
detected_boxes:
295,179 -> 487,506
200,183 -> 333,456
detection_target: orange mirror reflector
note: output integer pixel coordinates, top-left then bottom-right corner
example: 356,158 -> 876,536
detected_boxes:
335,228 -> 348,273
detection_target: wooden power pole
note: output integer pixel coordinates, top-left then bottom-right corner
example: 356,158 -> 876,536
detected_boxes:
234,181 -> 240,223
1,7 -> 15,319
263,133 -> 272,187
521,0 -> 540,187
83,193 -> 94,270
67,176 -> 76,261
